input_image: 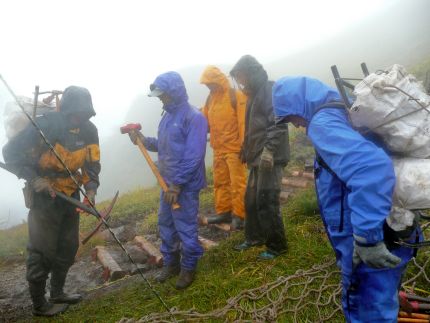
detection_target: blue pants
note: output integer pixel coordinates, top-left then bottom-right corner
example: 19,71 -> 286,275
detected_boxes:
158,190 -> 203,270
323,210 -> 415,323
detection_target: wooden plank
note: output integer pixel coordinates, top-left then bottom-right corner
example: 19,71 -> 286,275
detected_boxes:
198,236 -> 219,251
302,172 -> 314,180
133,236 -> 163,267
213,223 -> 231,231
280,191 -> 290,202
93,246 -> 126,282
282,177 -> 310,188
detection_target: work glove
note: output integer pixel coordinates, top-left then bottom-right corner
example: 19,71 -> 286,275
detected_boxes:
259,147 -> 274,172
128,130 -> 145,145
352,241 -> 401,269
85,190 -> 96,204
164,184 -> 181,205
77,190 -> 96,214
31,177 -> 56,197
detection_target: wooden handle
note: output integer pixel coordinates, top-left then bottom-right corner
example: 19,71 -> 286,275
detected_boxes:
134,133 -> 180,210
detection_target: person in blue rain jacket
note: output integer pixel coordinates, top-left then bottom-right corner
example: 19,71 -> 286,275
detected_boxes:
129,71 -> 207,289
272,76 -> 417,322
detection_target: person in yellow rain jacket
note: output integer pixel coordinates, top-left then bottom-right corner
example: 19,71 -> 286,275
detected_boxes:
2,86 -> 100,317
200,65 -> 247,230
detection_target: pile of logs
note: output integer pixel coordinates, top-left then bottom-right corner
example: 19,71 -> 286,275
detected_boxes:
92,233 -> 219,282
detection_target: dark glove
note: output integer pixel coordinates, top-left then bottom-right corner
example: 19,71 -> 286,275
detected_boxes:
77,190 -> 96,214
31,177 -> 56,197
352,241 -> 401,269
259,147 -> 274,172
164,184 -> 181,205
85,190 -> 96,204
128,130 -> 145,145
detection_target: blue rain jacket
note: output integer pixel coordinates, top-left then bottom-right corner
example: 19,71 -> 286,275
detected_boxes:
145,72 -> 208,191
273,76 -> 394,244
273,76 -> 415,322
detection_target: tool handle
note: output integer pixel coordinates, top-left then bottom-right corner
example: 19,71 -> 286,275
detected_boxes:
134,133 -> 180,210
399,311 -> 430,319
398,318 -> 429,323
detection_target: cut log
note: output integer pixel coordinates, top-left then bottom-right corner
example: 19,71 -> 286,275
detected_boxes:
282,177 -> 310,188
290,171 -> 303,177
280,191 -> 290,202
133,236 -> 163,267
302,172 -> 314,180
93,246 -> 126,282
198,236 -> 219,250
213,223 -> 231,231
198,214 -> 209,226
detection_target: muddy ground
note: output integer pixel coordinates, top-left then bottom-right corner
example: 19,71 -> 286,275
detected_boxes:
0,219 -> 229,322
0,176 -> 303,322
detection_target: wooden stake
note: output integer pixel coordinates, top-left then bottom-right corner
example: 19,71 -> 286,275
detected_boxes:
198,236 -> 219,250
93,246 -> 126,282
134,236 -> 163,266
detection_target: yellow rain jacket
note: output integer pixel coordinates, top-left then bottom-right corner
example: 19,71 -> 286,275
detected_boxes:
200,66 -> 246,153
200,66 -> 247,218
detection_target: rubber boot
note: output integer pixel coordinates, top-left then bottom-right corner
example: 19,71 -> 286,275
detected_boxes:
230,215 -> 244,231
175,269 -> 195,290
49,269 -> 82,304
206,212 -> 232,224
30,281 -> 69,317
155,265 -> 181,283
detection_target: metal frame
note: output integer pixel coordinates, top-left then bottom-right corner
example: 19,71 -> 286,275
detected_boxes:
330,62 -> 370,109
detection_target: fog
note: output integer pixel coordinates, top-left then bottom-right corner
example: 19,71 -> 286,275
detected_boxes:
0,0 -> 429,228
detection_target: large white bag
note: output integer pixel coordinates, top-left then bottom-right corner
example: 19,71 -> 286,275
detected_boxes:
392,157 -> 430,210
350,64 -> 430,158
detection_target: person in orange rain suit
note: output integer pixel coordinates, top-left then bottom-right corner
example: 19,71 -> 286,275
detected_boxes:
200,65 -> 247,230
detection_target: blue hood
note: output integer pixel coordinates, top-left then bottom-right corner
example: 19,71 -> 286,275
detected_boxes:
273,76 -> 341,122
152,71 -> 189,105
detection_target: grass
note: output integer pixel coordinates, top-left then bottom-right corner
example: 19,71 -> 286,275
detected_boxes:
0,222 -> 27,261
34,187 -> 338,323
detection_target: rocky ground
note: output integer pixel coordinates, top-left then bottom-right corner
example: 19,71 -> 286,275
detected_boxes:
0,219 -> 229,322
0,173 -> 311,322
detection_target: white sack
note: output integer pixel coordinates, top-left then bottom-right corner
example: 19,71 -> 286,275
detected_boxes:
392,157 -> 430,210
350,64 -> 430,158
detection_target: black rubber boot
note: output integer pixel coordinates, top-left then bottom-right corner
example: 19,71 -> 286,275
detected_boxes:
206,212 -> 232,224
50,269 -> 82,304
175,269 -> 195,290
50,292 -> 82,304
155,265 -> 181,283
32,302 -> 69,317
30,281 -> 69,317
230,215 -> 244,231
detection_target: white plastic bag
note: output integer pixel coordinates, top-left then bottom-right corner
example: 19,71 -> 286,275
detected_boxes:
392,157 -> 430,209
3,97 -> 32,139
350,64 -> 430,158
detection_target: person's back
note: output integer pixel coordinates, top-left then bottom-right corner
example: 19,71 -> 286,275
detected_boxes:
272,76 -> 417,322
200,65 -> 247,229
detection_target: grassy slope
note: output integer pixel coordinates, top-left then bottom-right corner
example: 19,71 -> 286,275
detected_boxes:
49,187 -> 337,323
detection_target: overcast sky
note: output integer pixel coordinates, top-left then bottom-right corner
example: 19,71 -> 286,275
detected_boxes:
0,0 -> 398,227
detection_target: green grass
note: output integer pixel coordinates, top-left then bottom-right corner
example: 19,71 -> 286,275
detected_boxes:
0,223 -> 27,261
37,187 -> 337,323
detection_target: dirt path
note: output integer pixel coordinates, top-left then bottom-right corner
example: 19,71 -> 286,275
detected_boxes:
0,178 -> 303,322
0,225 -> 229,322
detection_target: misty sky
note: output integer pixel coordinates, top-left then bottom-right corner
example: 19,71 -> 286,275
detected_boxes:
0,0 -> 412,227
